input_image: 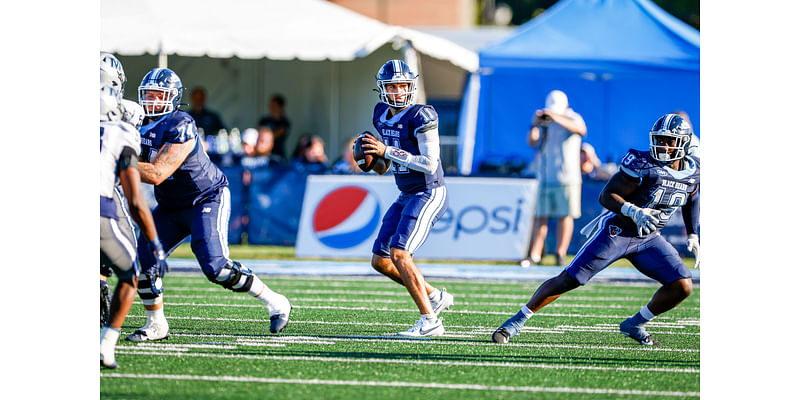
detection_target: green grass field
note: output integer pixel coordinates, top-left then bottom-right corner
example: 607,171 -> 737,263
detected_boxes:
101,273 -> 700,399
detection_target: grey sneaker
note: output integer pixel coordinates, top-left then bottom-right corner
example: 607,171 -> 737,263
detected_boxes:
619,317 -> 660,346
430,288 -> 454,315
125,319 -> 170,342
492,311 -> 527,344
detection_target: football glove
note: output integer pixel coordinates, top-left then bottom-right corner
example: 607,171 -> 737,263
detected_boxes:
149,239 -> 169,277
687,234 -> 700,268
621,202 -> 659,237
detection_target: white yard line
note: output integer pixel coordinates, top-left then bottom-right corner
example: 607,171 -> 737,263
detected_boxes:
100,373 -> 698,396
110,350 -> 701,374
156,302 -> 698,322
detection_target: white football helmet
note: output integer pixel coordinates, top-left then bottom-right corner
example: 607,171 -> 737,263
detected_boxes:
100,85 -> 124,123
121,99 -> 145,130
100,52 -> 126,94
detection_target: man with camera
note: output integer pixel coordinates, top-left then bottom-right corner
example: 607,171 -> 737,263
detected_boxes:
521,90 -> 587,267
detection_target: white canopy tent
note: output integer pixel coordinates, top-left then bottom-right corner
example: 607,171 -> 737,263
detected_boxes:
101,0 -> 477,161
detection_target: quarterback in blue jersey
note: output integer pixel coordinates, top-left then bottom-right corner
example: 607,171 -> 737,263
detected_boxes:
492,113 -> 700,346
360,59 -> 454,337
125,68 -> 291,342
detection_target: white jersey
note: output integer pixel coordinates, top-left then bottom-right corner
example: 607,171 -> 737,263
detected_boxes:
100,120 -> 141,199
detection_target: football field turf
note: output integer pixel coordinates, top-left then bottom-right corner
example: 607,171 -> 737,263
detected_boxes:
101,273 -> 700,399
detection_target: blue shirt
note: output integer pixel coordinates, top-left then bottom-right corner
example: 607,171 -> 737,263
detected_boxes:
372,103 -> 445,193
140,111 -> 228,208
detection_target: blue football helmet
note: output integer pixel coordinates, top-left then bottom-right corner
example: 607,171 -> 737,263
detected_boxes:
100,84 -> 124,123
375,59 -> 418,108
100,52 -> 126,94
649,113 -> 693,163
138,68 -> 184,117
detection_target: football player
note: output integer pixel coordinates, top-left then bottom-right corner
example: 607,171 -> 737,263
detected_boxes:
360,59 -> 454,337
100,85 -> 167,368
126,68 -> 291,342
492,113 -> 700,346
99,51 -> 146,328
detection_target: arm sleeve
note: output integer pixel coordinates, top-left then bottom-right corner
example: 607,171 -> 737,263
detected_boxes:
682,185 -> 700,235
116,146 -> 139,173
384,128 -> 440,175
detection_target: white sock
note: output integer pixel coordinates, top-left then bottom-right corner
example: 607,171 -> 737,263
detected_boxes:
250,276 -> 283,309
100,326 -> 120,361
421,313 -> 436,322
428,288 -> 441,301
639,305 -> 656,321
146,307 -> 166,324
520,305 -> 534,319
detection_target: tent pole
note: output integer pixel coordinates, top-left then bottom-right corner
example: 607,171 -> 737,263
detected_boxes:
402,41 -> 425,105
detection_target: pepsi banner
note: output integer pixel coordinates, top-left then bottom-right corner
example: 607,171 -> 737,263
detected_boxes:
295,175 -> 538,260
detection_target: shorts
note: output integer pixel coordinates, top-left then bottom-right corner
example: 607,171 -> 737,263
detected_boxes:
535,183 -> 581,218
372,186 -> 448,257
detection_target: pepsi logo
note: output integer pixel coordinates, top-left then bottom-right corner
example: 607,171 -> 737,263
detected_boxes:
312,186 -> 381,249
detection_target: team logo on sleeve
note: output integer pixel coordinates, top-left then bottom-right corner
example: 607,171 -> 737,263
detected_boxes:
312,186 -> 381,249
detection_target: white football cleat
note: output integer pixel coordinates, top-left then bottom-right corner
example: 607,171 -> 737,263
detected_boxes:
430,288 -> 454,315
125,318 -> 169,342
397,317 -> 445,337
269,294 -> 292,334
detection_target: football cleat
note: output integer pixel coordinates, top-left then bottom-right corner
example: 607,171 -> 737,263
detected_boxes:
397,317 -> 445,337
430,288 -> 454,315
492,312 -> 527,344
269,294 -> 292,334
100,280 -> 111,328
619,318 -> 660,346
100,353 -> 118,369
125,319 -> 170,342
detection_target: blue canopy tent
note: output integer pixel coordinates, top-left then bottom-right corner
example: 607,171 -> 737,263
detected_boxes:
458,0 -> 699,174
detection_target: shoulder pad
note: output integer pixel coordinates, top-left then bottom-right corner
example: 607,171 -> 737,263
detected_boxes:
412,105 -> 439,133
619,149 -> 654,172
373,103 -> 388,121
165,112 -> 198,143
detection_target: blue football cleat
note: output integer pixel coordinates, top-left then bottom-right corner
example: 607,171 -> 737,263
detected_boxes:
619,317 -> 660,346
492,311 -> 527,344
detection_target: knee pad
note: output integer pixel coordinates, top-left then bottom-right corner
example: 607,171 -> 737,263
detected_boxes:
137,274 -> 164,305
214,261 -> 255,293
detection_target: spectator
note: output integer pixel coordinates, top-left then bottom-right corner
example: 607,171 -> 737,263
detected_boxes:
673,110 -> 700,157
580,142 -> 614,181
258,94 -> 291,158
521,90 -> 587,268
188,87 -> 226,136
291,134 -> 329,174
241,126 -> 283,171
331,135 -> 363,174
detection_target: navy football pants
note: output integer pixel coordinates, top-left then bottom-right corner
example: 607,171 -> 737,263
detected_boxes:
138,187 -> 231,281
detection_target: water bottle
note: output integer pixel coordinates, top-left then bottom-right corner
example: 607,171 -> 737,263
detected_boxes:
216,129 -> 230,154
229,128 -> 243,154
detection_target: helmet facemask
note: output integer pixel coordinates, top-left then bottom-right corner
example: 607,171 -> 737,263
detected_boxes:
649,131 -> 689,163
377,79 -> 416,108
138,86 -> 179,117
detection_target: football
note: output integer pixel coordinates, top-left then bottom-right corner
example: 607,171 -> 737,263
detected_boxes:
353,131 -> 377,172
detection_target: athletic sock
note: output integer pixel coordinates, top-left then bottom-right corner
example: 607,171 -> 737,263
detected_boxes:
517,305 -> 534,323
250,276 -> 282,309
421,313 -> 437,322
100,326 -> 121,360
145,307 -> 166,325
428,288 -> 441,301
629,306 -> 655,326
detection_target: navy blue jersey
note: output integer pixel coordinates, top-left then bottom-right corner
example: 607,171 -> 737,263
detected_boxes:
372,103 -> 445,193
609,149 -> 700,234
140,111 -> 228,208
